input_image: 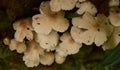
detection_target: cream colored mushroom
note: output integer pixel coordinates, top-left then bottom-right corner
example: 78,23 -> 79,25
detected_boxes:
39,52 -> 54,65
35,31 -> 59,52
102,27 -> 120,50
9,39 -> 26,53
55,52 -> 66,64
3,37 -> 10,45
23,41 -> 44,67
56,32 -> 82,56
40,1 -> 56,16
109,0 -> 119,7
108,7 -> 120,27
50,0 -> 77,12
32,1 -> 69,35
76,1 -> 97,15
13,18 -> 33,42
71,12 -> 113,46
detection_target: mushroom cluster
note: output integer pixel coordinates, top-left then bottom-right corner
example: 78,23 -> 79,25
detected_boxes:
3,0 -> 120,67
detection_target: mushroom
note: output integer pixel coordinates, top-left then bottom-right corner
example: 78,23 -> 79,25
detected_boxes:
39,52 -> 54,65
23,41 -> 44,67
108,7 -> 120,27
9,39 -> 26,53
71,12 -> 113,46
56,32 -> 82,57
109,0 -> 119,7
50,0 -> 77,12
40,1 -> 56,16
76,1 -> 97,15
32,1 -> 69,35
55,52 -> 66,64
3,37 -> 10,45
32,2 -> 69,35
13,18 -> 33,42
102,27 -> 120,50
35,30 -> 59,52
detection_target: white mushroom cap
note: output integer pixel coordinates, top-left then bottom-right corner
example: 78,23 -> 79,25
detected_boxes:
76,1 -> 97,15
109,0 -> 119,7
35,31 -> 59,52
9,39 -> 26,53
71,12 -> 113,46
50,0 -> 77,12
102,27 -> 120,50
39,52 -> 54,66
71,26 -> 97,45
32,11 -> 69,35
55,52 -> 66,64
56,32 -> 82,55
23,41 -> 44,67
109,8 -> 120,27
13,18 -> 33,42
32,14 -> 52,35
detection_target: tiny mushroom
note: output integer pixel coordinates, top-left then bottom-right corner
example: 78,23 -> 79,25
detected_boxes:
108,7 -> 120,27
13,18 -> 33,42
55,52 -> 66,64
32,1 -> 69,35
50,0 -> 78,12
102,27 -> 120,50
23,41 -> 44,67
109,0 -> 119,7
71,12 -> 113,46
76,1 -> 97,15
9,39 -> 26,53
39,52 -> 54,65
3,37 -> 10,45
35,31 -> 59,52
56,32 -> 82,57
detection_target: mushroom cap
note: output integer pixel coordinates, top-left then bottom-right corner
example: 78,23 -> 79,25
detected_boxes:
32,11 -> 69,35
9,39 -> 26,53
50,0 -> 77,12
23,41 -> 44,67
26,41 -> 45,55
35,31 -> 59,52
39,52 -> 54,65
71,12 -> 113,46
3,37 -> 10,45
56,32 -> 82,55
40,1 -> 56,15
16,42 -> 26,53
71,26 -> 97,45
102,27 -> 120,50
109,0 -> 119,7
55,52 -> 66,64
76,1 -> 97,15
32,14 -> 52,35
13,18 -> 33,42
23,49 -> 40,67
109,8 -> 120,27
9,39 -> 18,51
51,13 -> 69,33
